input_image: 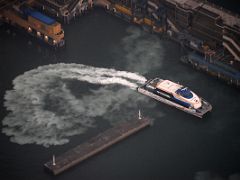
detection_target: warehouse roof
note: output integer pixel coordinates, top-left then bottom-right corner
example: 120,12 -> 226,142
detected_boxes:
30,11 -> 55,25
23,8 -> 56,25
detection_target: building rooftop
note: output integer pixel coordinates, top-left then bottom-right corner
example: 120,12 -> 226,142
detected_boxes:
29,11 -> 56,25
23,8 -> 56,25
166,0 -> 240,27
197,6 -> 219,19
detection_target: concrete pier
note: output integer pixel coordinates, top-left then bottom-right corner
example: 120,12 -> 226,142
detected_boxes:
44,118 -> 151,175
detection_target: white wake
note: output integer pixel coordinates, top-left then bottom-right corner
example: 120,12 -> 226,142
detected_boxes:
2,63 -> 148,147
2,26 -> 164,147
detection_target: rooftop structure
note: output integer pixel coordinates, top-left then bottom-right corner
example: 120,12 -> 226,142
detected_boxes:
166,0 -> 240,27
23,8 -> 56,25
156,80 -> 181,94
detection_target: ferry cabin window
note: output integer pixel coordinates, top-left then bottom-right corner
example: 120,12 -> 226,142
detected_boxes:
176,87 -> 193,99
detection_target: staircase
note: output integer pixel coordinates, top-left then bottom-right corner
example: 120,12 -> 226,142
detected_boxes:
222,34 -> 240,61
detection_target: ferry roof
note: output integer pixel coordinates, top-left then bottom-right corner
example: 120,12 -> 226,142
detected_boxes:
156,80 -> 182,94
30,11 -> 56,25
166,0 -> 240,27
24,8 -> 56,25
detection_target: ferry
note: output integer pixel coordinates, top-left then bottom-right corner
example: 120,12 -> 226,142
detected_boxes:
137,78 -> 212,118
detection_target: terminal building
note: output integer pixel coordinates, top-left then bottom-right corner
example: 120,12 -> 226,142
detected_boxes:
1,0 -> 240,86
34,0 -> 93,23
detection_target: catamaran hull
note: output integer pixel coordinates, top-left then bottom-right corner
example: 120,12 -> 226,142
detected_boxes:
137,87 -> 212,118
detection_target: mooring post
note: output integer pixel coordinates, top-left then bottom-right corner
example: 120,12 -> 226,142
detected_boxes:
138,109 -> 142,120
52,155 -> 56,166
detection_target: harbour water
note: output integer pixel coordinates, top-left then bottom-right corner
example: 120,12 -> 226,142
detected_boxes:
0,7 -> 240,180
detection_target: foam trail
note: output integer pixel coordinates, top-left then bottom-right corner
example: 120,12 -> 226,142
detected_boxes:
2,63 -> 149,147
2,26 -> 165,147
38,63 -> 146,89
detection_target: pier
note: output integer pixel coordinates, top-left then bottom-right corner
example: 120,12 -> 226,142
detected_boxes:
44,117 -> 151,175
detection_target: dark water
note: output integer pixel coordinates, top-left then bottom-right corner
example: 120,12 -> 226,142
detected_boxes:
1,8 -> 240,180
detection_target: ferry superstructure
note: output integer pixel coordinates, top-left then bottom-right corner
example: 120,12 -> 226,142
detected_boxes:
137,78 -> 212,118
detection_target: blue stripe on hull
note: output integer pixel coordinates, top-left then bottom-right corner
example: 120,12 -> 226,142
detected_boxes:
149,88 -> 191,108
172,97 -> 191,108
144,84 -> 191,109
